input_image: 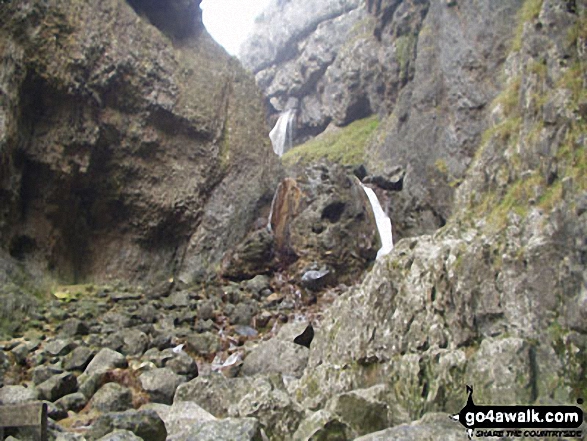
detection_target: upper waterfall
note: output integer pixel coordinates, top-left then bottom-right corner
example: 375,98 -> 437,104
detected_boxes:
269,109 -> 295,156
361,184 -> 393,259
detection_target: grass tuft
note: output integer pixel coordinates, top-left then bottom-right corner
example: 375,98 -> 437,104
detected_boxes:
282,115 -> 379,167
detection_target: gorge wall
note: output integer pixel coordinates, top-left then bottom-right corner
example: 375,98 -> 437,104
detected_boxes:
0,0 -> 280,290
241,0 -> 526,239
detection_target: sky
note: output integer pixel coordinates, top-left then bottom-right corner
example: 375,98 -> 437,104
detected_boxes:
200,0 -> 272,56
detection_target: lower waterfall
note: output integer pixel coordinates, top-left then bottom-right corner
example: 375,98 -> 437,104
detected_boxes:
361,184 -> 393,259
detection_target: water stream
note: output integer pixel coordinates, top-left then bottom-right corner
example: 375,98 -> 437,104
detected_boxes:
361,184 -> 393,259
269,109 -> 295,156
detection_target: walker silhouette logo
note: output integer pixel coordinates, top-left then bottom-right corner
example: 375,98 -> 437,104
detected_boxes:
450,386 -> 584,439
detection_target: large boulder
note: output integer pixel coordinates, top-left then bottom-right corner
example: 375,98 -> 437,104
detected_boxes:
139,368 -> 185,405
175,374 -> 304,439
86,409 -> 167,441
224,162 -> 379,285
167,417 -> 263,441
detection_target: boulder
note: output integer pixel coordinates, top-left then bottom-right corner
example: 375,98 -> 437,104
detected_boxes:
354,413 -> 463,441
241,323 -> 309,378
292,409 -> 354,441
148,401 -> 216,437
86,409 -> 167,441
186,332 -> 221,357
139,368 -> 185,404
165,352 -> 199,380
325,386 -> 391,436
279,165 -> 379,283
0,385 -> 38,405
62,346 -> 95,371
59,318 -> 90,337
55,392 -> 88,413
36,372 -> 78,402
85,348 -> 127,375
91,383 -> 133,413
96,430 -> 143,441
175,374 -> 304,439
167,417 -> 262,441
31,365 -> 64,385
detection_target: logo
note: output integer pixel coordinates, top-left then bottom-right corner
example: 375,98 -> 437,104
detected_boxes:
450,385 -> 584,439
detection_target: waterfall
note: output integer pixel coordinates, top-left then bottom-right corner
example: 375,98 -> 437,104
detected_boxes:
361,184 -> 394,259
269,109 -> 295,156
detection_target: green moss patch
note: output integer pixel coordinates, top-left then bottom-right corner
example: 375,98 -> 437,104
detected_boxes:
282,115 -> 379,167
511,0 -> 543,52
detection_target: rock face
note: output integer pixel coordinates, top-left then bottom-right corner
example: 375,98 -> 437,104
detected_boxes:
294,0 -> 587,426
240,0 -> 369,142
242,0 -> 525,240
0,0 -> 280,287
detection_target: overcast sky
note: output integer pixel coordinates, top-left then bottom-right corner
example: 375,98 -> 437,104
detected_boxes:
200,0 -> 272,56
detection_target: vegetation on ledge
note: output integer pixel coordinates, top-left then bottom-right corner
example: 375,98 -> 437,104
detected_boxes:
282,115 -> 379,167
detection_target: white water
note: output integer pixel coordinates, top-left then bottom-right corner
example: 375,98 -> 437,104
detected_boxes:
269,109 -> 295,156
361,184 -> 394,259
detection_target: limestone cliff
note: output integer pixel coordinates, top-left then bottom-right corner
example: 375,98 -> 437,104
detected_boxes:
242,0 -> 526,241
293,0 -> 587,431
0,0 -> 280,289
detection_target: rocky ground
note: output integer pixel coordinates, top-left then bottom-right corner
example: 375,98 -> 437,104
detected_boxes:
0,274 -> 346,440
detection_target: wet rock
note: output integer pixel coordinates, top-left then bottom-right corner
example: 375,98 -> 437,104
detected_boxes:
139,368 -> 185,404
96,430 -> 143,441
54,392 -> 88,413
85,348 -> 127,375
63,346 -> 95,372
233,326 -> 258,338
0,385 -> 38,404
31,365 -> 64,385
167,417 -> 262,441
37,372 -> 78,402
59,318 -> 90,338
363,166 -> 405,191
91,382 -> 133,413
267,165 -> 379,285
186,332 -> 221,356
86,409 -> 167,441
300,268 -> 332,291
